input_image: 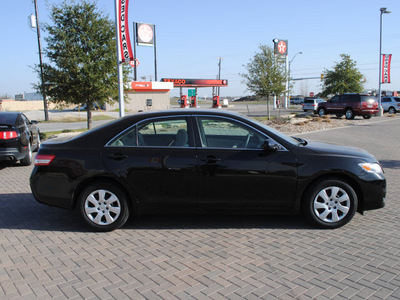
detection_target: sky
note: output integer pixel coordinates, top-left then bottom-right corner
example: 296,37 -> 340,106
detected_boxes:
1,0 -> 400,99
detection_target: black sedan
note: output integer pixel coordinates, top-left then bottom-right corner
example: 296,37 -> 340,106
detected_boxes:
30,109 -> 386,231
0,111 -> 41,166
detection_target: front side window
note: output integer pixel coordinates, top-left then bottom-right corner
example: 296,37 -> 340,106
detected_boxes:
109,117 -> 189,147
196,117 -> 276,149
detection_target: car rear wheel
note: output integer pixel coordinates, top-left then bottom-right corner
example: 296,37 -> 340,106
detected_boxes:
388,107 -> 396,114
345,109 -> 355,120
20,143 -> 32,166
318,108 -> 326,117
79,182 -> 130,231
303,179 -> 357,229
336,114 -> 343,118
363,115 -> 372,119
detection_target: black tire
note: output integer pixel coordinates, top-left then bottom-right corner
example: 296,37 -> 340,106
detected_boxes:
79,181 -> 130,231
20,143 -> 33,166
388,107 -> 396,114
345,109 -> 355,120
303,179 -> 357,229
362,115 -> 372,119
318,107 -> 326,117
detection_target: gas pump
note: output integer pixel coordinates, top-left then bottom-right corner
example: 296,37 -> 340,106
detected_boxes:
180,95 -> 188,108
212,95 -> 221,108
190,96 -> 197,108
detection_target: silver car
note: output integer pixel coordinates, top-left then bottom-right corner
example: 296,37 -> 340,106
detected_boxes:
381,96 -> 400,114
302,97 -> 325,113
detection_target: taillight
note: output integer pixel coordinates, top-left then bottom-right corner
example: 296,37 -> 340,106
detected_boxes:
0,131 -> 18,140
34,154 -> 55,166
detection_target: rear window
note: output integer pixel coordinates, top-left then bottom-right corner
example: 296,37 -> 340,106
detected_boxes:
304,99 -> 315,104
0,114 -> 17,126
360,95 -> 377,103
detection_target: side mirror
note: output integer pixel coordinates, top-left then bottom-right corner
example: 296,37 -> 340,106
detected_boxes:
262,141 -> 279,152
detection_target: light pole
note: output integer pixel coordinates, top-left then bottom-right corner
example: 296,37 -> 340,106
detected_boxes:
378,7 -> 391,116
288,52 -> 302,100
33,0 -> 49,121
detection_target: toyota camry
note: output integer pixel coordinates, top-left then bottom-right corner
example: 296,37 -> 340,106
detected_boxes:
30,109 -> 386,231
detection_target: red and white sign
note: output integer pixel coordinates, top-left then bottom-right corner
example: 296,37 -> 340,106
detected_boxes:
309,92 -> 315,97
129,59 -> 140,68
277,41 -> 287,54
116,0 -> 134,63
382,54 -> 392,84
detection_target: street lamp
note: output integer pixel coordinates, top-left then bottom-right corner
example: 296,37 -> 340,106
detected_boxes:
288,52 -> 302,99
378,7 -> 391,116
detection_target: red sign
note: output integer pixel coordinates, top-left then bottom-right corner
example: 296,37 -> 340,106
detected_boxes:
277,41 -> 287,54
117,0 -> 134,63
382,54 -> 392,83
129,59 -> 140,68
310,92 -> 315,97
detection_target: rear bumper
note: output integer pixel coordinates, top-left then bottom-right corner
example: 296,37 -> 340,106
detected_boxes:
0,148 -> 25,161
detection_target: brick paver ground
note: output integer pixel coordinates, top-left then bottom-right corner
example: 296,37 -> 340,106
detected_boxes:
0,117 -> 399,299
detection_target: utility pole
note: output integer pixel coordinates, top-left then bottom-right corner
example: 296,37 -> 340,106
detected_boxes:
33,0 -> 49,121
217,57 -> 224,96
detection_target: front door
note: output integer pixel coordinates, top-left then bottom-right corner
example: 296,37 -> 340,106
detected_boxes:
194,116 -> 297,212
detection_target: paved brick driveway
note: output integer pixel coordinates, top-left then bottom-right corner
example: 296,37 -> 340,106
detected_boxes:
0,117 -> 399,299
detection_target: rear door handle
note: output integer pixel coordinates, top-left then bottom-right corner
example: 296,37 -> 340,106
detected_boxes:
200,156 -> 222,164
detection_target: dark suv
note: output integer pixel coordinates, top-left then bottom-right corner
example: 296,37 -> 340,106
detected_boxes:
317,93 -> 378,119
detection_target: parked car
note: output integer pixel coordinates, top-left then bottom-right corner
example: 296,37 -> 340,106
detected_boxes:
302,97 -> 325,113
30,109 -> 386,231
381,96 -> 400,114
73,102 -> 105,111
317,93 -> 378,119
0,112 -> 41,165
290,97 -> 304,105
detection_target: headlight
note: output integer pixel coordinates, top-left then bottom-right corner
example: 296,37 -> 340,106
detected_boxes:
359,162 -> 384,174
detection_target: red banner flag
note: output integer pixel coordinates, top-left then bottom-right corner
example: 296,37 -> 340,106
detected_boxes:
382,54 -> 392,83
117,0 -> 133,63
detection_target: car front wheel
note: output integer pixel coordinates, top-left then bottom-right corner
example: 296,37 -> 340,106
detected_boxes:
303,179 -> 357,229
79,182 -> 130,231
388,107 -> 396,114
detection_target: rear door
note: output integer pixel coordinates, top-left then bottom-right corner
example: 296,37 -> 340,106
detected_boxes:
102,116 -> 199,209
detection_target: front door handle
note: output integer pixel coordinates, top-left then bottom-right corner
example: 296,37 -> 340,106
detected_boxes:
108,153 -> 128,161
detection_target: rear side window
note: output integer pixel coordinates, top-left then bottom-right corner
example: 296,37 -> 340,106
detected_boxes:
393,97 -> 400,102
360,95 -> 377,103
347,95 -> 359,103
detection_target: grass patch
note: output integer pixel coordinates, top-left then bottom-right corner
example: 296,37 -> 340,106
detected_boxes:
41,114 -> 115,123
41,129 -> 87,140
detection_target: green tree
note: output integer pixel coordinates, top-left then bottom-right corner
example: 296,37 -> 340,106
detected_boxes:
240,44 -> 287,119
320,54 -> 364,98
40,0 -> 129,129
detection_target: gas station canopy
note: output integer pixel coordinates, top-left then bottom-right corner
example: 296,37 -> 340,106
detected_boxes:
161,78 -> 228,87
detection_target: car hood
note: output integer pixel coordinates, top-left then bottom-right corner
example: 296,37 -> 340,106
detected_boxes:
304,140 -> 374,160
